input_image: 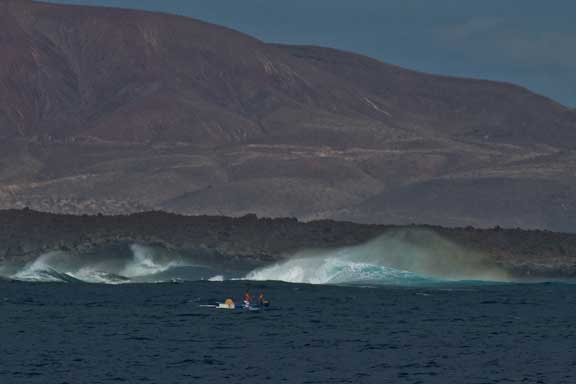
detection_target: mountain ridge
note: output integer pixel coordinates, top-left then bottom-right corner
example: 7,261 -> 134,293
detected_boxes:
1,0 -> 575,231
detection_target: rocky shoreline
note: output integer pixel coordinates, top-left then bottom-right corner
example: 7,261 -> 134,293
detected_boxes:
1,209 -> 576,279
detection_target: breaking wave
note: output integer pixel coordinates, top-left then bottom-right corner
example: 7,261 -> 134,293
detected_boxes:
1,229 -> 511,285
6,245 -> 193,284
244,230 -> 510,285
245,259 -> 435,285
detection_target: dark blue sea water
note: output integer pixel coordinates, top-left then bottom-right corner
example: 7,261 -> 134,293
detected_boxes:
1,280 -> 575,383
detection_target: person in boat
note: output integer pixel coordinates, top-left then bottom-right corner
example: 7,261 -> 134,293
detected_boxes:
258,292 -> 270,308
243,290 -> 252,308
224,298 -> 235,309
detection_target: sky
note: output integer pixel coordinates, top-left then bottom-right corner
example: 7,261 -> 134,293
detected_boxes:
45,0 -> 576,107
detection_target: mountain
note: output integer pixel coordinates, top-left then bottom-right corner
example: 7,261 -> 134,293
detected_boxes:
1,0 -> 576,231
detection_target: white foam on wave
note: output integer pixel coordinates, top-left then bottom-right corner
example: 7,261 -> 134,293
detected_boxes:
10,252 -> 68,283
5,229 -> 510,286
245,256 -> 428,285
121,244 -> 178,278
72,269 -> 131,284
245,229 -> 510,285
8,244 -> 185,284
11,258 -> 129,284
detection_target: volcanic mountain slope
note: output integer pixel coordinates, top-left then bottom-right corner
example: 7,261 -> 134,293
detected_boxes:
0,0 -> 576,231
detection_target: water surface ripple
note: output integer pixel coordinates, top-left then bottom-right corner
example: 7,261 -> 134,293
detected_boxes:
0,281 -> 575,383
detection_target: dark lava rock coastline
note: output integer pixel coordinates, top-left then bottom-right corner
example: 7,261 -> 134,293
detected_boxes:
1,209 -> 576,280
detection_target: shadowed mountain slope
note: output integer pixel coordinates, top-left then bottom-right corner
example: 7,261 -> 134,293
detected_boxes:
1,0 -> 576,231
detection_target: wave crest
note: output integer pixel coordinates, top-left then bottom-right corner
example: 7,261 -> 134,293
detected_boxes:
246,258 -> 433,285
2,229 -> 511,285
245,229 -> 510,285
7,245 -> 185,284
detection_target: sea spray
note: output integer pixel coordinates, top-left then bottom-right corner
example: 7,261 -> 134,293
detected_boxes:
10,251 -> 74,282
245,229 -> 510,284
121,244 -> 180,278
6,244 -> 188,283
2,229 -> 510,285
245,257 -> 433,285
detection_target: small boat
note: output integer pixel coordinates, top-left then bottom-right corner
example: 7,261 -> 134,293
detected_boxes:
199,297 -> 269,312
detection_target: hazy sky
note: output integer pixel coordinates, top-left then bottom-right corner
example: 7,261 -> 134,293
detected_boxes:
45,0 -> 576,106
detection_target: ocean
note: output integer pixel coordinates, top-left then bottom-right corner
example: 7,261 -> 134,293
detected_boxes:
1,280 -> 575,383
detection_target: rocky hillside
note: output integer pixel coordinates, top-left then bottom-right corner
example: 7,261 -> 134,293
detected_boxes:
1,0 -> 576,231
